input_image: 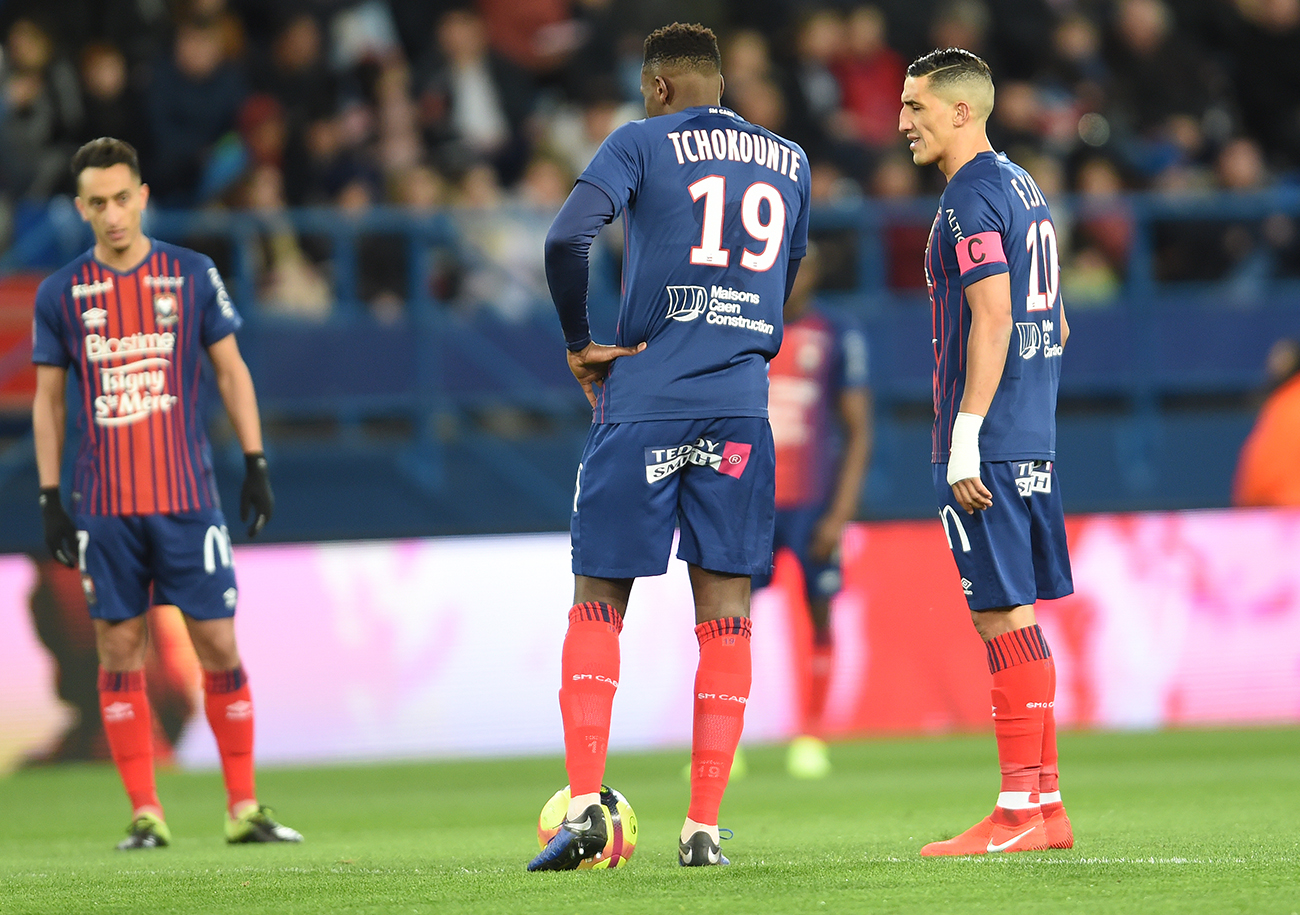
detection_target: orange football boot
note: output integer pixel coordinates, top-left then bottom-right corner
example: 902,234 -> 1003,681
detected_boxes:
1041,801 -> 1074,849
921,806 -> 1049,856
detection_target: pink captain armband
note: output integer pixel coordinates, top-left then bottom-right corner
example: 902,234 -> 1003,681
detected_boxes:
956,231 -> 1007,276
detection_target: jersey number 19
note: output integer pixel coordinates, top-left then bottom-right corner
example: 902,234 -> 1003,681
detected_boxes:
688,176 -> 786,273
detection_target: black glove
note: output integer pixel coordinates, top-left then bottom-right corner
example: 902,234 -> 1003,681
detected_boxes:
39,486 -> 78,568
240,452 -> 274,538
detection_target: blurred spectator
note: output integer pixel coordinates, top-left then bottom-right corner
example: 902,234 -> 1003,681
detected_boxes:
0,17 -> 81,199
1230,0 -> 1300,170
146,14 -> 248,204
75,41 -> 148,157
1155,137 -> 1299,285
414,8 -> 536,184
929,0 -> 1001,79
241,163 -> 332,320
1068,156 -> 1132,301
337,173 -> 407,319
870,152 -> 930,290
832,6 -> 906,150
250,11 -> 339,202
1105,0 -> 1222,178
806,159 -> 863,291
543,77 -> 639,181
1233,337 -> 1300,506
454,156 -> 567,320
477,0 -> 582,78
987,80 -> 1047,160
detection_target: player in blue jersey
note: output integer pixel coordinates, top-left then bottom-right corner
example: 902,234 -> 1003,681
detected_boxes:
753,243 -> 872,780
529,23 -> 811,871
899,49 -> 1074,856
31,138 -> 301,849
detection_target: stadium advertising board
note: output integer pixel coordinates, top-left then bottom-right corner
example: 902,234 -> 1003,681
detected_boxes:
2,508 -> 1298,772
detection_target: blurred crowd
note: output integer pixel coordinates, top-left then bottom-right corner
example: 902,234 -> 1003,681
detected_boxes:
2,0 -> 1300,318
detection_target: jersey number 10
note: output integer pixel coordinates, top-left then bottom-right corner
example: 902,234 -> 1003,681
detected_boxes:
1025,219 -> 1060,312
688,176 -> 786,272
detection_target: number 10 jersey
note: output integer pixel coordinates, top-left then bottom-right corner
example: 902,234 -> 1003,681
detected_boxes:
926,150 -> 1065,464
576,105 -> 811,423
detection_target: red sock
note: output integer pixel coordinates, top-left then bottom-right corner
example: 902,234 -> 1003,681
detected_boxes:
203,666 -> 256,816
559,602 -> 623,798
985,625 -> 1052,795
98,668 -> 161,817
804,632 -> 833,736
688,617 -> 752,826
1040,656 -> 1060,795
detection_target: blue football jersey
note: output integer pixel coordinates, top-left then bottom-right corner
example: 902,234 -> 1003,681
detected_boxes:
926,151 -> 1063,463
577,105 -> 811,422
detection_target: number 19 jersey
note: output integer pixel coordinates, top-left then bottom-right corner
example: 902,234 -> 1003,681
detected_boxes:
927,151 -> 1064,463
577,105 -> 811,422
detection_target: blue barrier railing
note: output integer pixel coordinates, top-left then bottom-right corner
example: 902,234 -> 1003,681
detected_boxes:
1,191 -> 1298,549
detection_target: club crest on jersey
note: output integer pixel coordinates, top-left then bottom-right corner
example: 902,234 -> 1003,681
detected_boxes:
153,293 -> 178,327
1016,322 -> 1041,359
80,306 -> 108,332
666,285 -> 707,322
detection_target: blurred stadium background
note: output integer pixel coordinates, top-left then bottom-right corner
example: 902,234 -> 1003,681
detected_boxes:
1,0 -> 1299,772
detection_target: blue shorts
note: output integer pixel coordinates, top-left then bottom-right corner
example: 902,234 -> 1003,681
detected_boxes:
933,460 -> 1073,611
751,502 -> 842,599
74,509 -> 239,622
572,417 -> 776,578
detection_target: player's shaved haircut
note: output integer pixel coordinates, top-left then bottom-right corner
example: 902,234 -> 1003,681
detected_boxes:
907,48 -> 995,119
643,22 -> 721,75
72,137 -> 141,184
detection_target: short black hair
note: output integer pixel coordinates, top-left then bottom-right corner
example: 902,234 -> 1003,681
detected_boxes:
643,22 -> 721,74
71,137 -> 141,185
907,47 -> 993,86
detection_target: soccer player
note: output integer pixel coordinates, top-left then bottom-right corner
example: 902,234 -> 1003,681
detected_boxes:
753,243 -> 871,779
899,49 -> 1074,855
530,23 -> 810,870
31,137 -> 302,849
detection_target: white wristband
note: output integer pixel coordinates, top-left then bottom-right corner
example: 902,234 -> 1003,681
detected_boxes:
947,412 -> 984,486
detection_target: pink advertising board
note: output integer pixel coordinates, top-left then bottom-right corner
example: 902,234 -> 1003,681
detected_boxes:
1,508 -> 1297,772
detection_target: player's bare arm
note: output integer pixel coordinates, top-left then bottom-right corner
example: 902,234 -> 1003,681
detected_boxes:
566,341 -> 648,410
208,334 -> 273,536
208,335 -> 264,454
33,364 -> 78,567
32,365 -> 67,489
811,387 -> 872,561
951,272 -> 1012,513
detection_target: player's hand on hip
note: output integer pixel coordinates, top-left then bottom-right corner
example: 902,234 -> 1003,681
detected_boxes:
567,341 -> 647,410
38,486 -> 78,568
240,452 -> 274,537
947,412 -> 991,514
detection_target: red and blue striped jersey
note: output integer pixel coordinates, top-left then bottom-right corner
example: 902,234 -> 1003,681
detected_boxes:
925,151 -> 1063,463
768,307 -> 868,508
31,240 -> 243,516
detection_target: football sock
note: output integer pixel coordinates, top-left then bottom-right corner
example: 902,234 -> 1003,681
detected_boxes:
986,625 -> 1052,795
681,817 -> 720,845
805,629 -> 833,736
98,668 -> 162,817
559,601 -> 623,813
687,617 -> 752,826
1040,656 -> 1061,795
203,665 -> 256,817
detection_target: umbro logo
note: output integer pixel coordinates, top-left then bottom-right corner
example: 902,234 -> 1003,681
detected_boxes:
960,578 -> 973,595
225,699 -> 253,721
80,307 -> 108,331
103,701 -> 135,722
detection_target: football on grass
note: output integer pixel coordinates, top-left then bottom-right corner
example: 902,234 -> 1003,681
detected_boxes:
537,785 -> 637,869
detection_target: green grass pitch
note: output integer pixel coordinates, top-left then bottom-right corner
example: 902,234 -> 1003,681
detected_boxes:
1,727 -> 1296,915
